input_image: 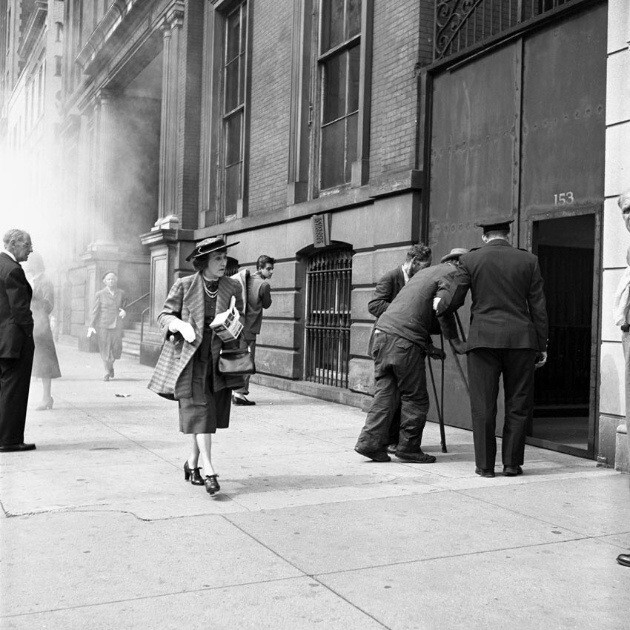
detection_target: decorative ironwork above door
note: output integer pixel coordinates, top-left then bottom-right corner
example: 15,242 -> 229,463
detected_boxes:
434,0 -> 576,61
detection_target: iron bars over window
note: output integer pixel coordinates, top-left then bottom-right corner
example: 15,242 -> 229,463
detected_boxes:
305,247 -> 352,388
434,0 -> 571,61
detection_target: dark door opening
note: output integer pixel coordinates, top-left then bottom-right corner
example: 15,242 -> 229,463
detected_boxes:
529,214 -> 596,455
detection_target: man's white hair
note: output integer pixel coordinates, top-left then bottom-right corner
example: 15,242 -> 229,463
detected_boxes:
3,229 -> 29,247
618,190 -> 630,212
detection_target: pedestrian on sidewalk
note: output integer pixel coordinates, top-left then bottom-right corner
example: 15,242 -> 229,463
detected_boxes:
612,188 -> 630,569
148,237 -> 244,496
0,229 -> 36,452
87,271 -> 127,381
355,247 -> 467,464
435,218 -> 548,478
24,252 -> 61,410
231,254 -> 274,406
368,243 -> 432,453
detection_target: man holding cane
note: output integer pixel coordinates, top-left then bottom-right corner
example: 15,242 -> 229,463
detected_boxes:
355,247 -> 467,463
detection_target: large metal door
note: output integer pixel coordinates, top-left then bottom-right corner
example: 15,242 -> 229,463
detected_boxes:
427,1 -> 606,450
429,42 -> 520,431
519,4 -> 607,228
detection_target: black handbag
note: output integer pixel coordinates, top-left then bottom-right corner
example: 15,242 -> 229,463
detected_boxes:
218,348 -> 255,375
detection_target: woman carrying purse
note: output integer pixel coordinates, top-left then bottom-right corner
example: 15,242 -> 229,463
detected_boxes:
148,237 -> 245,495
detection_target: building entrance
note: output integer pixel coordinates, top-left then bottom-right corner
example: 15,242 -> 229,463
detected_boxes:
425,1 -> 606,458
528,214 -> 598,456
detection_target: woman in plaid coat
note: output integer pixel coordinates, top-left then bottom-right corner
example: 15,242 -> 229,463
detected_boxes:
148,238 -> 244,495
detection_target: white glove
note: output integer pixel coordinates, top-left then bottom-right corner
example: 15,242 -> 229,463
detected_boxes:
119,308 -> 126,319
87,327 -> 96,338
433,297 -> 441,311
168,319 -> 196,343
535,351 -> 548,369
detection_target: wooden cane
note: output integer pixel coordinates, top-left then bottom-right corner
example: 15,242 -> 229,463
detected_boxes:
427,349 -> 447,453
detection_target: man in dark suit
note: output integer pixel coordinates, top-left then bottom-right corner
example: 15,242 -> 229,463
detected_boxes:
435,219 -> 548,478
355,248 -> 467,463
0,229 -> 36,452
368,244 -> 432,451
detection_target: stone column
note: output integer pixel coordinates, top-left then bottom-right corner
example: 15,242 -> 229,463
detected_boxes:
157,6 -> 184,222
142,2 -> 197,361
92,88 -> 118,247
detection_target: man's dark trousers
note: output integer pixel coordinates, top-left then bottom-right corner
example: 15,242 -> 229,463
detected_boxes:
356,331 -> 429,453
467,348 -> 536,470
0,336 -> 34,446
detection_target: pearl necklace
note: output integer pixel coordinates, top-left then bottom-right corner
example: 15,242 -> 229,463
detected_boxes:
202,278 -> 219,299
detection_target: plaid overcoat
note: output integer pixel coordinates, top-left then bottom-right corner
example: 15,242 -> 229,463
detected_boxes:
147,273 -> 244,400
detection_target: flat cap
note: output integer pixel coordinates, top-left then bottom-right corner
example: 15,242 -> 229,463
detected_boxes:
440,247 -> 469,263
474,217 -> 514,232
185,237 -> 240,262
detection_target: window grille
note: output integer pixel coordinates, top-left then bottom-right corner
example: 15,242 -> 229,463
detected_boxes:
434,0 -> 572,61
305,248 -> 352,388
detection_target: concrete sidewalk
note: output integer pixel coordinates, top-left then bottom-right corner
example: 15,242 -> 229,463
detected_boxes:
1,342 -> 629,629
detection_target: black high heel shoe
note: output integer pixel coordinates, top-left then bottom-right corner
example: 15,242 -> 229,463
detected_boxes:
204,474 -> 220,495
183,462 -> 204,486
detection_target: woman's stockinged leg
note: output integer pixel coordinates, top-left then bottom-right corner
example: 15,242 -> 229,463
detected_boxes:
188,434 -> 200,469
195,433 -> 216,476
42,378 -> 52,401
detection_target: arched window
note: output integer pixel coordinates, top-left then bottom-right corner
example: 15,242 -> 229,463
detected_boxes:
304,247 -> 352,387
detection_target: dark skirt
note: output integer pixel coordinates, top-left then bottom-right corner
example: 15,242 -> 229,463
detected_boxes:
32,330 -> 61,379
178,333 -> 232,434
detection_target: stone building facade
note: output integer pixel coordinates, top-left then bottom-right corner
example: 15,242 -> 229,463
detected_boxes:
47,0 -> 629,471
0,0 -> 65,237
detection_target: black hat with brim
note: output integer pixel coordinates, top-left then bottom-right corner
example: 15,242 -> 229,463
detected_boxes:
474,218 -> 514,233
185,237 -> 240,262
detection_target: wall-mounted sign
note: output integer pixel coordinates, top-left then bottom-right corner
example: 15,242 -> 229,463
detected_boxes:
312,213 -> 331,248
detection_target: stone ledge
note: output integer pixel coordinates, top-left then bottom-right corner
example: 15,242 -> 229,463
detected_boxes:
250,374 -> 371,410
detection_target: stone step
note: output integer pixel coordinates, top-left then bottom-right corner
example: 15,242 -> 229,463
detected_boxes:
123,329 -> 162,344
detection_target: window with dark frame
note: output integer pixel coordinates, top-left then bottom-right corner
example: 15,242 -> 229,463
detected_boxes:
318,0 -> 361,191
221,1 -> 248,219
6,8 -> 11,54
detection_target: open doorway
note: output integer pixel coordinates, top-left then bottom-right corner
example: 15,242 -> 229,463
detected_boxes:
528,213 -> 598,456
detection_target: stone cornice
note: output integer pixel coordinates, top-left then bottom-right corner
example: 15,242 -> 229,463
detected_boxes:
140,227 -> 195,247
78,0 -> 184,77
17,1 -> 48,62
77,0 -> 141,74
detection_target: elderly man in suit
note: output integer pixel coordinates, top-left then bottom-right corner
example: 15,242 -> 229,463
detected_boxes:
435,218 -> 548,478
368,243 -> 432,451
613,189 -> 630,569
0,229 -> 36,452
355,247 -> 467,464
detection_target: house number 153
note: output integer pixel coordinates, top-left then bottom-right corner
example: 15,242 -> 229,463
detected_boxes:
554,192 -> 575,205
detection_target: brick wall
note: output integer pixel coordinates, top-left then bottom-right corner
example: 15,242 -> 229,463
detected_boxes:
247,0 -> 294,216
369,0 -> 422,178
